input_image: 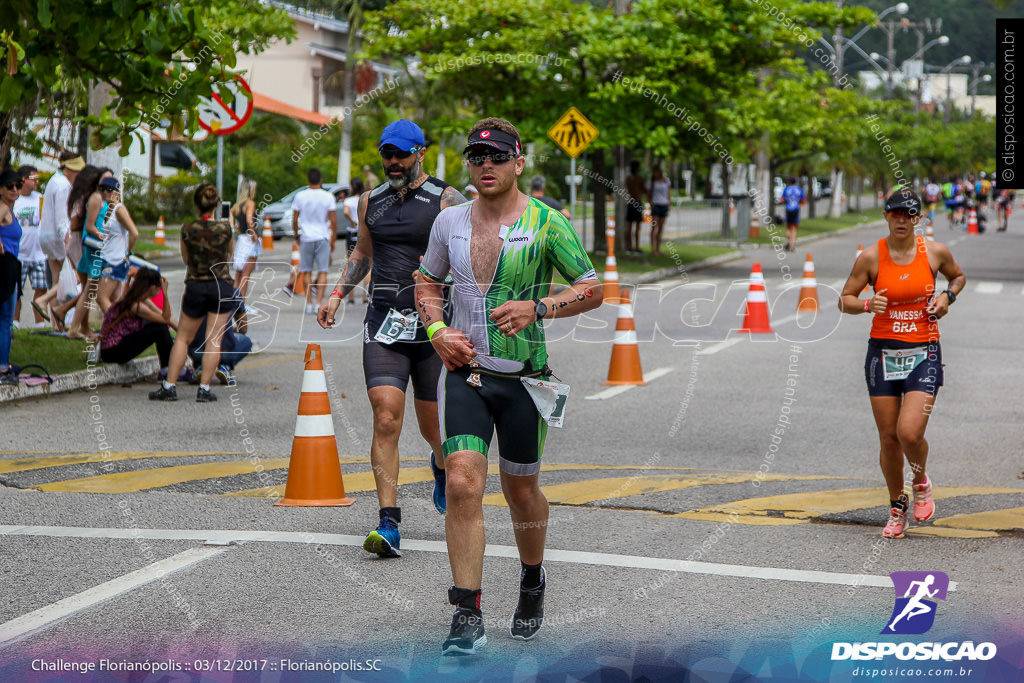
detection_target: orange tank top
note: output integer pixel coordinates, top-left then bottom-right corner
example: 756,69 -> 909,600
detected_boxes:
870,235 -> 938,343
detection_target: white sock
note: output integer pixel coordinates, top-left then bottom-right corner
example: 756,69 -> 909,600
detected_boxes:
163,380 -> 175,390
200,384 -> 210,391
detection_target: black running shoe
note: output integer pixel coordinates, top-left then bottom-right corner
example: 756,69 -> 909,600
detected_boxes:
196,386 -> 217,403
510,567 -> 545,641
148,385 -> 177,401
442,608 -> 486,656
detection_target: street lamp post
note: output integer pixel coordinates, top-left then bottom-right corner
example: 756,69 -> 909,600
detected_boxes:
970,73 -> 992,114
940,56 -> 971,123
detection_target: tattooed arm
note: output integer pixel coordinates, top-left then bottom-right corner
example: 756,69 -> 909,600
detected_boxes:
317,191 -> 373,329
440,186 -> 467,210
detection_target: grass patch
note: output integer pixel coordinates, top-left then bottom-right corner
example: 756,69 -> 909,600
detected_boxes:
747,210 -> 880,246
10,328 -> 156,376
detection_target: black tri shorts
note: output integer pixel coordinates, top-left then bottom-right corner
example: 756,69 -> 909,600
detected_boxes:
864,338 -> 943,398
362,302 -> 442,400
439,365 -> 548,476
181,279 -> 240,319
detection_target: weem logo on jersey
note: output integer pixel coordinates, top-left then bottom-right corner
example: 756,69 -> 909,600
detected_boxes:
882,571 -> 948,635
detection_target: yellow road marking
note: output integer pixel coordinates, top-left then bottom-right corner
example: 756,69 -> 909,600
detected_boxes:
37,459 -> 293,493
482,472 -> 840,507
908,527 -> 999,539
225,463 -> 713,498
673,486 -> 1024,525
933,507 -> 1024,532
0,452 -> 242,475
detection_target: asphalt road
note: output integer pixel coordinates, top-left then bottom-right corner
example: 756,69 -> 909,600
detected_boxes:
1,214 -> 1022,683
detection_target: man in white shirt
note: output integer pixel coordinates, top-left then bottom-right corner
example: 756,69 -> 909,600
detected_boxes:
35,153 -> 83,326
13,167 -> 47,326
291,167 -> 337,314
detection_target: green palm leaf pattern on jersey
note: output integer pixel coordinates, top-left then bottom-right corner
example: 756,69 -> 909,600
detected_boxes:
484,199 -> 596,369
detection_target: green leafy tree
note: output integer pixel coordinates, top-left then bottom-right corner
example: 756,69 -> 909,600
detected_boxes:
0,0 -> 294,164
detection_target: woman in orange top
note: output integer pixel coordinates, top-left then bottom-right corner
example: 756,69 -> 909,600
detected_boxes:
839,188 -> 965,539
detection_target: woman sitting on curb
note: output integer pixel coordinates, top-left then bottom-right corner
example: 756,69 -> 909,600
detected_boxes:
98,268 -> 174,375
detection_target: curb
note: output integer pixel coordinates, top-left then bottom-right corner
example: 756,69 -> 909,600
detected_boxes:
619,219 -> 886,286
0,356 -> 160,404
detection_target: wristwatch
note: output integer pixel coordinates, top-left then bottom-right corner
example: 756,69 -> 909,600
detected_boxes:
943,289 -> 957,304
533,298 -> 548,321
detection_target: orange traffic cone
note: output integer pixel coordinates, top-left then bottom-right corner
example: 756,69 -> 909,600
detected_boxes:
642,204 -> 651,224
967,207 -> 979,235
797,253 -> 819,312
154,216 -> 165,246
262,215 -> 274,250
877,191 -> 884,202
603,219 -> 620,303
276,344 -> 355,507
925,224 -> 934,241
750,213 -> 760,239
738,263 -> 775,334
603,289 -> 645,385
729,197 -> 735,216
291,243 -> 307,296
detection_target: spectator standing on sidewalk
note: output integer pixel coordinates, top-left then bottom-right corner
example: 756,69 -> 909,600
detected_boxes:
230,178 -> 260,333
292,168 -> 336,315
36,153 -> 83,329
96,177 -> 139,313
0,168 -> 24,384
625,161 -> 646,255
13,166 -> 47,326
647,166 -> 670,257
149,183 -> 236,403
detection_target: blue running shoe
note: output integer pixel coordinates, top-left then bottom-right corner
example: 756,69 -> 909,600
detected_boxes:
364,517 -> 401,557
430,452 -> 446,515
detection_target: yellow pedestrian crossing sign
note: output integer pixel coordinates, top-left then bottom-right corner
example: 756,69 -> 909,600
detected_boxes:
548,107 -> 598,159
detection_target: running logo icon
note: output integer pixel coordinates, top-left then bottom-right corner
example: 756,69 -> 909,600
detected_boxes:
882,571 -> 949,635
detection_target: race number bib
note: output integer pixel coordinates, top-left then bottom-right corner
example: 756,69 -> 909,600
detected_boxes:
882,347 -> 928,381
520,377 -> 571,428
373,309 -> 419,345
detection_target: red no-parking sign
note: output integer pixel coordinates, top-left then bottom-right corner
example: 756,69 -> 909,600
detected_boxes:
197,75 -> 253,136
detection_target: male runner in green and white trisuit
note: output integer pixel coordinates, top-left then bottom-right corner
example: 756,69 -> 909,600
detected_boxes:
414,117 -> 603,655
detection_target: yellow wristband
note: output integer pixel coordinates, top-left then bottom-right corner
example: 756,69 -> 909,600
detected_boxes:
426,321 -> 448,340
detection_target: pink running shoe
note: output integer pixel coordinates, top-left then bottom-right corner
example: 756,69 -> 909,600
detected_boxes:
883,498 -> 909,539
913,476 -> 935,522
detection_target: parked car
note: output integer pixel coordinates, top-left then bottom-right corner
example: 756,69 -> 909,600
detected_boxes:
263,183 -> 350,239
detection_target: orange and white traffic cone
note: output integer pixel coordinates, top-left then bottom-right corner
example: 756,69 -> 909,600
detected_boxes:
276,344 -> 355,507
603,288 -> 645,385
154,216 -> 165,246
729,197 -> 735,216
291,242 -> 308,296
738,263 -> 775,334
925,224 -> 934,241
262,215 -> 274,250
603,218 -> 620,304
967,207 -> 979,235
877,191 -> 884,202
797,253 -> 819,312
749,213 -> 760,239
856,243 -> 869,294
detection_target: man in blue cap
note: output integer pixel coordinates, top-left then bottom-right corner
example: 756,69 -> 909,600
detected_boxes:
318,119 -> 466,558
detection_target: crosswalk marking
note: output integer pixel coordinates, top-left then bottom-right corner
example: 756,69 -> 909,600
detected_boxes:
933,506 -> 1024,531
584,367 -> 674,400
674,486 -> 1024,524
36,459 -> 292,493
0,451 -> 238,475
7,452 -> 1023,535
482,472 -> 842,507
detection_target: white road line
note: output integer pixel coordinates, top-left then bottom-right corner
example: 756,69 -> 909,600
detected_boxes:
584,367 -> 674,400
948,237 -> 965,247
0,525 -> 949,591
0,545 -> 227,648
695,338 -> 743,356
975,281 -> 1004,295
